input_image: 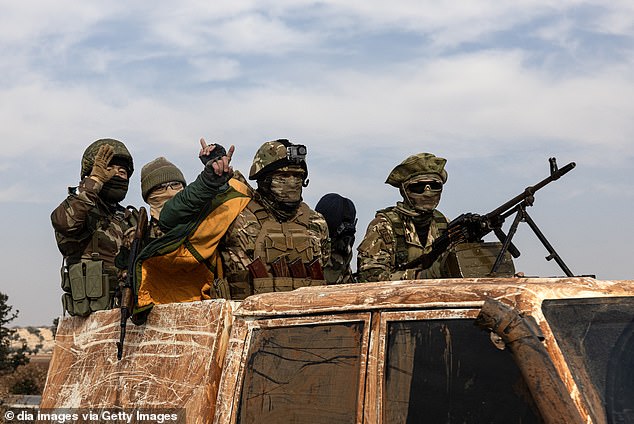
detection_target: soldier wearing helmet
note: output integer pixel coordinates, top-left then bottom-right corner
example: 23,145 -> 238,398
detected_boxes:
220,139 -> 330,298
51,138 -> 139,316
357,153 -> 450,282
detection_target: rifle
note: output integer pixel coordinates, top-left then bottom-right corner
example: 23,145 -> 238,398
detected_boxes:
402,158 -> 576,276
116,207 -> 148,360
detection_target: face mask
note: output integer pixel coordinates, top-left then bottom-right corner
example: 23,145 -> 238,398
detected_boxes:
403,178 -> 443,212
147,186 -> 183,220
270,173 -> 303,202
100,176 -> 129,203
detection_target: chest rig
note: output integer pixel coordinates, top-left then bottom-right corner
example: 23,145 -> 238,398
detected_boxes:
241,201 -> 325,296
377,207 -> 448,269
60,205 -> 138,316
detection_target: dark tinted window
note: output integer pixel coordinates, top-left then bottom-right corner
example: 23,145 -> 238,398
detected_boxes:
543,297 -> 634,424
384,319 -> 542,424
238,321 -> 364,424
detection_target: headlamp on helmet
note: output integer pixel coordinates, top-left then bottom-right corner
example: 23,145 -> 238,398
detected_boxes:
287,144 -> 307,163
249,139 -> 309,183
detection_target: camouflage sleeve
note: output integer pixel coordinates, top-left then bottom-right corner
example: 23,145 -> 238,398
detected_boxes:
356,215 -> 409,282
309,210 -> 331,267
50,177 -> 103,238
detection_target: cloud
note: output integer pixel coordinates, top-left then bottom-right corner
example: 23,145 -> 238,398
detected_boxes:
2,47 -> 634,169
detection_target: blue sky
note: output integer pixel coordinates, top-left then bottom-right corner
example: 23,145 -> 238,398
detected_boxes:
1,1 -> 633,326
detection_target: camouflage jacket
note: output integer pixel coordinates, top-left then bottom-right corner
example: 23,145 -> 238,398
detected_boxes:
51,177 -> 138,276
357,204 -> 448,282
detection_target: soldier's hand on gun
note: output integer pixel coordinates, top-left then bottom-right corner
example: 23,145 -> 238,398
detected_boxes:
90,144 -> 117,183
199,138 -> 234,188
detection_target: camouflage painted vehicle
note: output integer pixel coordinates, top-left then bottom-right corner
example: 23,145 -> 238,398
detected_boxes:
41,277 -> 633,423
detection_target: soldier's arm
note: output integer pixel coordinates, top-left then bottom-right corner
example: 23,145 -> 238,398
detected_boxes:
160,142 -> 234,233
311,210 -> 331,267
159,171 -> 229,232
357,216 -> 401,282
51,177 -> 103,237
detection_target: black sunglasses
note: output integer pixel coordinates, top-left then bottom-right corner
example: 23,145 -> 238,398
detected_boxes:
407,181 -> 443,193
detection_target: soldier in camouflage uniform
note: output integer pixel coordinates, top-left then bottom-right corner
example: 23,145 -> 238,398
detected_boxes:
51,138 -> 138,316
140,157 -> 187,239
220,139 -> 330,298
357,153 -> 450,282
315,193 -> 357,284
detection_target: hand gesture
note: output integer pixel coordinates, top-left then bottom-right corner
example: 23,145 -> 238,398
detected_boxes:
199,138 -> 234,177
199,138 -> 235,189
90,144 -> 117,183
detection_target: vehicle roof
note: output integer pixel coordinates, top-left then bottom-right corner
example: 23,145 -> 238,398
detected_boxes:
235,277 -> 634,318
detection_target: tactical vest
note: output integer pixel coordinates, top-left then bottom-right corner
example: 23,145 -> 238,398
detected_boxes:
60,205 -> 138,317
227,201 -> 326,298
376,207 -> 448,270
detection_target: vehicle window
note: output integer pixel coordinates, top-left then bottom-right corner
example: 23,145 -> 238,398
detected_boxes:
384,319 -> 542,424
542,297 -> 634,424
237,321 -> 364,424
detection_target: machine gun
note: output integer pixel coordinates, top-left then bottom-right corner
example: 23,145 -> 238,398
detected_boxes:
116,207 -> 148,360
402,158 -> 577,276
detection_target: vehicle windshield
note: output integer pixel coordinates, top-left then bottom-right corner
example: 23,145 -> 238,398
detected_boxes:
237,321 -> 365,424
384,318 -> 542,423
542,297 -> 634,424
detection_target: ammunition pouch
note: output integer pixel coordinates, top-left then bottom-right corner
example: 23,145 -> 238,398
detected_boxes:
443,242 -> 515,278
252,277 -> 325,295
61,260 -> 116,316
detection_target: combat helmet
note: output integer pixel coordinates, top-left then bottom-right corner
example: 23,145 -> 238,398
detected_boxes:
248,139 -> 308,182
80,138 -> 134,178
385,153 -> 447,187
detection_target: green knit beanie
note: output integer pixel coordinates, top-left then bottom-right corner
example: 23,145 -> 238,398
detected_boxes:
140,157 -> 186,201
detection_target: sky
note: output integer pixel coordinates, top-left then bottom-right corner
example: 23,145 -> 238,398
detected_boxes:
1,1 -> 633,326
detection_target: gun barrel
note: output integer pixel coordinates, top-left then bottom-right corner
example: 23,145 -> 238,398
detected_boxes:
485,161 -> 575,220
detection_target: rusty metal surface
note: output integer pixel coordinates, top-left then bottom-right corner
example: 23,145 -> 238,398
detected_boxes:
231,278 -> 633,424
40,278 -> 633,424
40,300 -> 233,423
236,277 -> 634,317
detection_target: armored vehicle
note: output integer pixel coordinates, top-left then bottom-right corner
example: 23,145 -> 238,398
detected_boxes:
40,277 -> 633,423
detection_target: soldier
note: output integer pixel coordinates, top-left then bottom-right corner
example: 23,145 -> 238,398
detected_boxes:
357,153 -> 450,282
219,139 -> 330,298
140,157 -> 187,239
315,193 -> 357,284
51,138 -> 138,316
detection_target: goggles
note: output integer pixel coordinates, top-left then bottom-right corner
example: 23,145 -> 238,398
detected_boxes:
406,180 -> 443,194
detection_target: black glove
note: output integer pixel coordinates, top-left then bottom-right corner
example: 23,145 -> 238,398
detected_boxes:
199,143 -> 227,165
200,161 -> 231,190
